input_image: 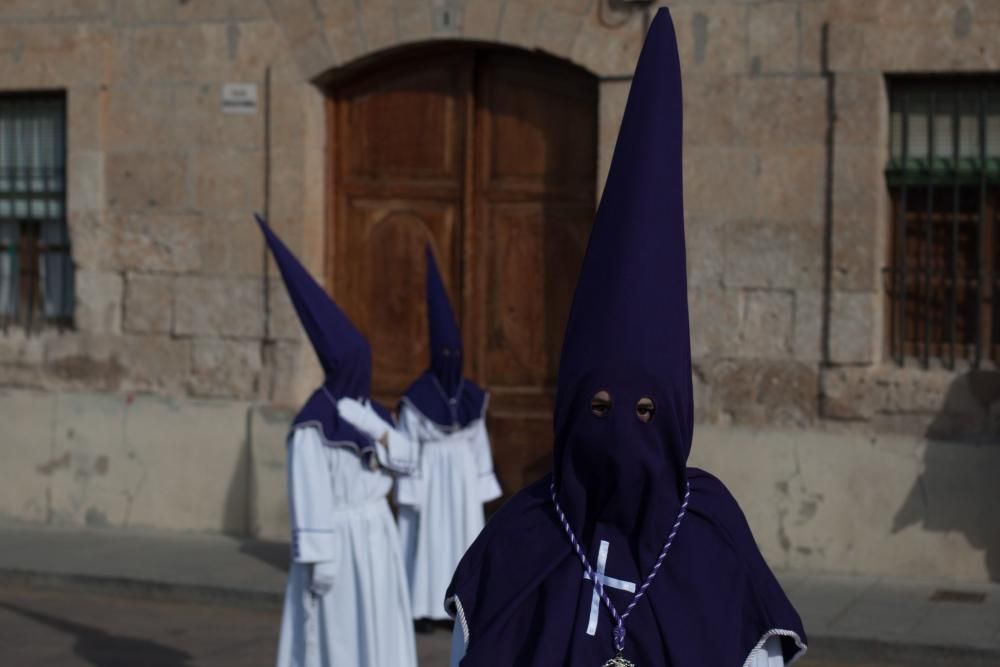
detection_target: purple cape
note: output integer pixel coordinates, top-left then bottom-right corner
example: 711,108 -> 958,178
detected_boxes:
402,246 -> 487,430
445,10 -> 806,666
255,216 -> 391,463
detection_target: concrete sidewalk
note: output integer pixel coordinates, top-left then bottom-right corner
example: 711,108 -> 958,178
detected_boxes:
1,522 -> 999,654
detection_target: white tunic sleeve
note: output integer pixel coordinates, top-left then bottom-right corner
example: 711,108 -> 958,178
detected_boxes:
746,636 -> 785,667
471,419 -> 502,502
375,428 -> 418,474
397,402 -> 421,442
394,405 -> 423,507
448,622 -> 466,667
362,400 -> 417,474
287,427 -> 339,564
334,397 -> 418,474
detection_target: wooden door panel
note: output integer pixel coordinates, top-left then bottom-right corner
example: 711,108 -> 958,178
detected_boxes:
482,201 -> 590,389
339,62 -> 467,190
344,197 -> 460,398
478,54 -> 597,197
332,52 -> 470,406
469,52 -> 597,492
330,47 -> 596,499
484,415 -> 553,510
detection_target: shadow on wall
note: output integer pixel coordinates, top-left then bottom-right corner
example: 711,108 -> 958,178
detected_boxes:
893,370 -> 1000,581
0,602 -> 194,667
221,410 -> 255,536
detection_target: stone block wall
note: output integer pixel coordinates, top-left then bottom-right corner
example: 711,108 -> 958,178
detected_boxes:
813,0 -> 1000,442
673,0 -> 831,430
661,0 -> 1000,441
0,1 -> 325,406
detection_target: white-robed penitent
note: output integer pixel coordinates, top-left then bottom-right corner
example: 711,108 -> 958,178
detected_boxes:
397,401 -> 502,620
277,402 -> 418,667
396,248 -> 502,621
254,216 -> 418,667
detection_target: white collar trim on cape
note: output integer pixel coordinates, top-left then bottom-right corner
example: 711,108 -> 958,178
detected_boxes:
742,628 -> 807,667
399,391 -> 490,433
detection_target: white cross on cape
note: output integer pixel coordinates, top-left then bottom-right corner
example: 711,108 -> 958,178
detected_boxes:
583,540 -> 637,636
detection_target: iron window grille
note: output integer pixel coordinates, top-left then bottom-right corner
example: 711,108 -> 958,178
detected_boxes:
0,92 -> 72,332
883,77 -> 1000,368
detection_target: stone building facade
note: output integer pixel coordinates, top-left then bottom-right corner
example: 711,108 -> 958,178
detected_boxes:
1,0 -> 998,583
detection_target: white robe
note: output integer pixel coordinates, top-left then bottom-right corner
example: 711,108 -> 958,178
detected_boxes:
276,419 -> 418,667
448,626 -> 788,666
396,403 -> 503,620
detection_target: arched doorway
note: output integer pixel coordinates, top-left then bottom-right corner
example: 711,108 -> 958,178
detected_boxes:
326,45 -> 597,499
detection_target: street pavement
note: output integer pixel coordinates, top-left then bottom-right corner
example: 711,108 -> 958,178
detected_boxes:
2,584 -> 999,667
2,522 -> 1000,665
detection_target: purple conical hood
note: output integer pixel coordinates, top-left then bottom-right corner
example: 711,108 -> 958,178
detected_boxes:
425,245 -> 463,396
255,214 -> 372,400
551,7 -> 692,552
555,7 -> 691,448
402,245 -> 487,430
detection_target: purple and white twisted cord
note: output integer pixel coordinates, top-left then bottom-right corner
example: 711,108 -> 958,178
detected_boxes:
550,477 -> 691,654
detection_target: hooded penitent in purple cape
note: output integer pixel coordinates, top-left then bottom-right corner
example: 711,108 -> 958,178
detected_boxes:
402,247 -> 487,429
254,215 -> 391,465
445,10 -> 806,666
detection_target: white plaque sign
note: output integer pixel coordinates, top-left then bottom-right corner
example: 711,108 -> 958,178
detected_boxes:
221,83 -> 258,114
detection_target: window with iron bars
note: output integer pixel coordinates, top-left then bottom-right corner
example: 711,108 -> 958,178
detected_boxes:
0,92 -> 73,332
883,77 -> 1000,368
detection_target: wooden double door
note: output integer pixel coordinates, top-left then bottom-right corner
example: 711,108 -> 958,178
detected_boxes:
327,47 -> 597,498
